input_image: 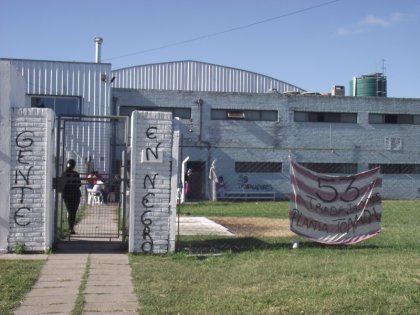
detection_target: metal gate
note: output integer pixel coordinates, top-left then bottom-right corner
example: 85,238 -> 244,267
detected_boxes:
54,115 -> 129,240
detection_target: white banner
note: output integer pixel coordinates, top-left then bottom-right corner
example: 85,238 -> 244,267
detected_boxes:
289,160 -> 382,245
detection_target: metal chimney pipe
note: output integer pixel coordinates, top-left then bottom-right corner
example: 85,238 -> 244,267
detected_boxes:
94,37 -> 103,63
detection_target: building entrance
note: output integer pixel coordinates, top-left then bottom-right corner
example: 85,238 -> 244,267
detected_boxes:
185,161 -> 206,201
54,115 -> 129,241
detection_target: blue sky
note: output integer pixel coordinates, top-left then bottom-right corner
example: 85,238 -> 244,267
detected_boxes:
1,0 -> 419,98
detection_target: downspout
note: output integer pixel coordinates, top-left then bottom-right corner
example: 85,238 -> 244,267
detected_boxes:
197,98 -> 211,200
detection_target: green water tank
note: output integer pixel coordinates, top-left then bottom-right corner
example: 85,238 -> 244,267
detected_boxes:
349,73 -> 387,97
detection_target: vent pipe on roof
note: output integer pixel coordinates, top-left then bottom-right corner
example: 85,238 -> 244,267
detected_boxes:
94,37 -> 103,63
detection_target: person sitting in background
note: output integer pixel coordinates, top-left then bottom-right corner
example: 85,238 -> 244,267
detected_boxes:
91,177 -> 105,204
92,174 -> 108,203
86,170 -> 98,189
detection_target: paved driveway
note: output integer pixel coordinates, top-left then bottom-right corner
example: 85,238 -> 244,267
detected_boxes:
177,216 -> 233,236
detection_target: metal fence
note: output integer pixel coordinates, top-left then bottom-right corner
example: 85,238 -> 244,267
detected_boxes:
55,115 -> 129,240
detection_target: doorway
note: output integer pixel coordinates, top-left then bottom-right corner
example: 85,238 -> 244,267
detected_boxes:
54,115 -> 129,241
185,161 -> 206,201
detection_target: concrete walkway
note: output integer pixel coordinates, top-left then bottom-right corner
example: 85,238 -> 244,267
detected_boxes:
13,245 -> 139,315
7,215 -> 232,314
83,253 -> 138,314
13,254 -> 87,315
12,200 -> 139,314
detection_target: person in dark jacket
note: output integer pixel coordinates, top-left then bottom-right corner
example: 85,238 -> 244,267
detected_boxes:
62,159 -> 81,234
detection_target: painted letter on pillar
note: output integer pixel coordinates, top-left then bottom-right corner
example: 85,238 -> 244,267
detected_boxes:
12,131 -> 35,226
139,126 -> 163,253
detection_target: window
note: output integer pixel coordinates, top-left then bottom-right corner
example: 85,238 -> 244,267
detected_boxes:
261,111 -> 277,121
369,164 -> 420,174
294,111 -> 357,123
31,95 -> 81,116
368,114 -> 383,124
227,111 -> 245,119
369,113 -> 420,125
385,114 -> 399,124
173,108 -> 191,119
119,106 -> 191,119
211,109 -> 226,120
211,109 -> 277,121
300,163 -> 358,174
235,162 -> 282,173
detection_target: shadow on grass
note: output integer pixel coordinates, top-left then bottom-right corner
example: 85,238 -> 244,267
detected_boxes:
176,236 -> 382,254
176,237 -> 287,254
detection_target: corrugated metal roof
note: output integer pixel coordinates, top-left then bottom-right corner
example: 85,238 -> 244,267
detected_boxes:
111,60 -> 305,93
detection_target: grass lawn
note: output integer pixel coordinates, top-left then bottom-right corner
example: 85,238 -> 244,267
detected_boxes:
0,260 -> 45,315
130,200 -> 420,315
179,200 -> 287,218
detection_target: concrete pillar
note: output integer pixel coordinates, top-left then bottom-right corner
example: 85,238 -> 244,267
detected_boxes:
9,108 -> 55,252
129,111 -> 178,253
0,61 -> 26,253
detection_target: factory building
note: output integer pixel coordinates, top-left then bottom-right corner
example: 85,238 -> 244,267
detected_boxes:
2,54 -> 420,200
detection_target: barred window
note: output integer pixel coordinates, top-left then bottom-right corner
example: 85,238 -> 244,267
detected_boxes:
235,162 -> 282,173
294,111 -> 357,123
369,113 -> 420,125
212,109 -> 277,121
369,164 -> 420,174
301,163 -> 358,174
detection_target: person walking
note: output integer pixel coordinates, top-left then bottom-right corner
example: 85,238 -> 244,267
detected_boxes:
62,159 -> 81,234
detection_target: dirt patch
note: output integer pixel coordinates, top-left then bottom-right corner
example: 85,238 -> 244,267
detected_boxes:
209,217 -> 294,237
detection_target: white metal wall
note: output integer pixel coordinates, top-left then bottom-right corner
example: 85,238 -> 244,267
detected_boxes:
6,59 -> 113,173
112,60 -> 305,93
8,59 -> 112,116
